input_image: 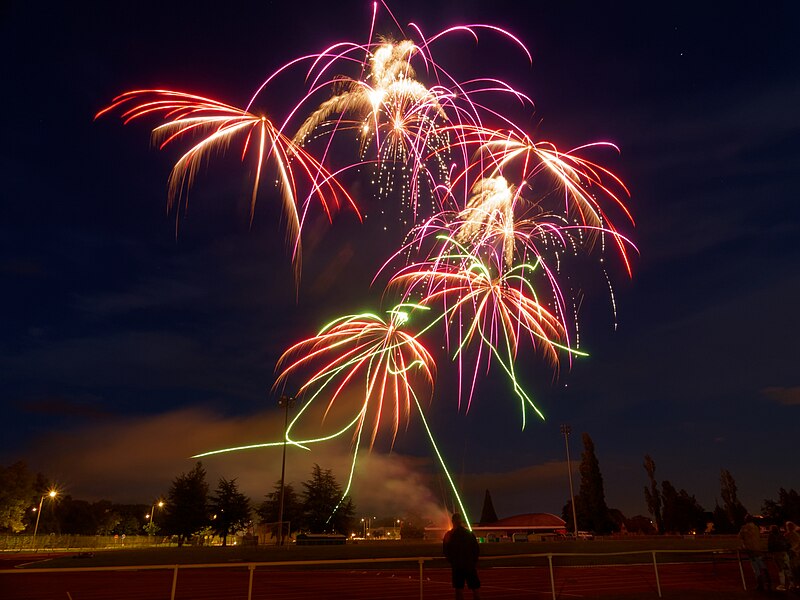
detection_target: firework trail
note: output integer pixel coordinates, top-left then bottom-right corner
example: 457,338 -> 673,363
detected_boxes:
196,303 -> 472,525
391,237 -> 587,427
455,127 -> 636,274
291,38 -> 451,223
290,20 -> 536,223
101,2 -> 636,528
456,176 -> 518,268
96,89 -> 359,277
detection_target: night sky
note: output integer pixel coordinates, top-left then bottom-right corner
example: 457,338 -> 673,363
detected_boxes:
2,1 -> 798,524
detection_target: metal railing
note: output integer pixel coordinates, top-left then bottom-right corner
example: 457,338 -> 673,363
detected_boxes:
1,548 -> 748,600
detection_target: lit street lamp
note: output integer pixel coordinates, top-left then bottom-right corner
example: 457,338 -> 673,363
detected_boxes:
561,424 -> 579,537
147,500 -> 164,534
277,394 -> 295,546
361,516 -> 376,538
33,490 -> 57,547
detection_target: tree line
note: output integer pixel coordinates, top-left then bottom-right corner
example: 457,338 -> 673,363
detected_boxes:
0,461 -> 356,544
5,439 -> 798,539
561,432 -> 800,535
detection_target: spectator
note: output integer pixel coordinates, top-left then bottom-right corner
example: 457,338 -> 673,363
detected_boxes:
443,513 -> 481,600
739,515 -> 771,591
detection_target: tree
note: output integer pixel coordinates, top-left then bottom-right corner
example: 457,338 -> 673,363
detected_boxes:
301,464 -> 355,534
626,514 -> 657,534
93,501 -> 122,536
478,489 -> 498,524
575,433 -> 614,534
106,503 -> 149,535
719,468 -> 747,530
643,455 -> 663,533
257,481 -> 303,537
711,502 -> 734,534
762,488 -> 800,525
57,497 -> 97,535
209,478 -> 251,546
661,480 -> 705,534
0,461 -> 36,533
162,462 -> 209,546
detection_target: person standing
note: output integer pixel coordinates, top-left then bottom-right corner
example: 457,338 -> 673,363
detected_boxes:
786,521 -> 800,588
739,515 -> 771,591
768,524 -> 794,591
443,513 -> 481,600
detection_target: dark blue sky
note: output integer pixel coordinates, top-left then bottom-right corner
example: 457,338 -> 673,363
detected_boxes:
1,1 -> 798,522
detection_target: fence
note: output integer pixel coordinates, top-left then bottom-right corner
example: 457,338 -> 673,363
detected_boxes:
0,534 -> 173,551
0,548 -> 749,599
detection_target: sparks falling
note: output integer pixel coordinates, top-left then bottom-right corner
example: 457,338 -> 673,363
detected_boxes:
100,2 -> 636,527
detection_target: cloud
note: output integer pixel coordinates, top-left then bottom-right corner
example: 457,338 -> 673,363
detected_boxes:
761,386 -> 800,406
17,394 -> 111,420
15,404 -> 577,522
74,279 -> 204,315
18,407 -> 449,522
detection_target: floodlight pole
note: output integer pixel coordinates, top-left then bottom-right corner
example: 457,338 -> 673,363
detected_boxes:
561,424 -> 579,536
277,394 -> 295,546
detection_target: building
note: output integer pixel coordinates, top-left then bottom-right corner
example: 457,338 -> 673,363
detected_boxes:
426,513 -> 566,542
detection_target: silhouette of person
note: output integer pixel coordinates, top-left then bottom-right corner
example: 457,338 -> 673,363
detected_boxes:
739,515 -> 771,591
443,513 -> 481,600
768,524 -> 794,591
786,521 -> 800,587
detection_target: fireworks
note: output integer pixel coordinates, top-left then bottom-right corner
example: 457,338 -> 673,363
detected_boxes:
101,3 -> 635,527
275,304 -> 435,449
96,89 -> 359,276
391,237 -> 584,427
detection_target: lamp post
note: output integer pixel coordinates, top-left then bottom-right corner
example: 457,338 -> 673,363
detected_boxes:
360,516 -> 376,538
560,425 -> 579,536
148,500 -> 164,534
33,490 -> 57,547
277,394 -> 295,546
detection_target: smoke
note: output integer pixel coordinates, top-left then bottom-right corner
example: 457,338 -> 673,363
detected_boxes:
19,406 -> 449,521
18,406 -> 575,521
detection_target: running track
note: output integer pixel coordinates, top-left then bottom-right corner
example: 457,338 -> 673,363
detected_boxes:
1,559 -> 752,599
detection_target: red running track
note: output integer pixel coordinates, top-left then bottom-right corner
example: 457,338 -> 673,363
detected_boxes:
0,559 -> 753,600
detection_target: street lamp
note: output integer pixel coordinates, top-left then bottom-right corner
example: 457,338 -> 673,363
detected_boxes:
560,425 -> 579,537
33,490 -> 57,547
277,394 -> 295,546
148,500 -> 164,534
360,516 -> 376,538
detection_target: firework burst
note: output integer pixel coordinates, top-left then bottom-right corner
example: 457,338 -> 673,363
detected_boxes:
275,304 -> 436,449
391,238 -> 583,426
96,89 -> 359,275
102,2 -> 635,528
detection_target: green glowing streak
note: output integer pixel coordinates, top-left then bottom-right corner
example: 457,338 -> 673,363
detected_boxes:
412,235 -> 590,427
412,390 -> 473,530
482,325 -> 543,428
192,441 -> 296,458
326,404 -> 367,524
192,402 -> 364,459
193,302 -> 465,528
